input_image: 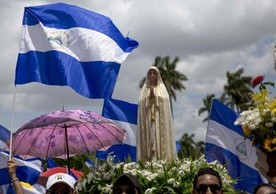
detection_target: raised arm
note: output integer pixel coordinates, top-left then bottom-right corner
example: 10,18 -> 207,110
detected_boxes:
7,159 -> 24,194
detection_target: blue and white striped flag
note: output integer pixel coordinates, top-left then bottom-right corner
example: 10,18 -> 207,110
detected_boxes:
85,158 -> 94,169
20,182 -> 43,194
0,151 -> 42,194
15,3 -> 139,99
206,99 -> 267,193
98,98 -> 137,162
0,125 -> 10,151
46,159 -> 58,170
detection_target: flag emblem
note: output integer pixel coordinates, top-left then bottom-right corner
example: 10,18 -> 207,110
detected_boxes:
235,140 -> 247,156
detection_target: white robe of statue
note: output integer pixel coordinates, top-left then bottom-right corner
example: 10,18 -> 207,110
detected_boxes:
137,66 -> 177,162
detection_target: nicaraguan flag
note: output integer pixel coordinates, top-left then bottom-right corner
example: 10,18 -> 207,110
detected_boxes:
205,99 -> 267,193
15,3 -> 139,99
0,151 -> 42,194
98,98 -> 137,162
0,125 -> 10,151
85,158 -> 94,169
46,158 -> 58,169
20,182 -> 43,194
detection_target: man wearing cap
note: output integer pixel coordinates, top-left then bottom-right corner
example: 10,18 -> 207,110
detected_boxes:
112,173 -> 142,194
45,173 -> 77,194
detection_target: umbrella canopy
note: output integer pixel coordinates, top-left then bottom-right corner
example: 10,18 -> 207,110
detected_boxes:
37,167 -> 83,187
9,109 -> 125,160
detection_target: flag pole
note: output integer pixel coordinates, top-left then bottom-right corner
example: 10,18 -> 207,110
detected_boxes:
9,86 -> 17,160
274,42 -> 276,71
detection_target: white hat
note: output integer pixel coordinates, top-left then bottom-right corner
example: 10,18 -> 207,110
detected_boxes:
46,173 -> 76,190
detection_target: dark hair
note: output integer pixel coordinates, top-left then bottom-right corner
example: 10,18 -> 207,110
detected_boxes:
253,183 -> 276,194
113,173 -> 142,194
192,167 -> 222,189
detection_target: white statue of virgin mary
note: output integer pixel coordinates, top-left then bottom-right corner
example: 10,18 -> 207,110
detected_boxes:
137,66 -> 177,162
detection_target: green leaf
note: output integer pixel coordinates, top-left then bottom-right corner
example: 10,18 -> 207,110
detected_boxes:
263,82 -> 275,87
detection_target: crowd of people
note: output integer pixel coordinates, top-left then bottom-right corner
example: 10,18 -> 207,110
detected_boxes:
7,156 -> 276,194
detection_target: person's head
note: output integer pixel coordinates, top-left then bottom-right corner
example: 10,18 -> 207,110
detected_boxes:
46,173 -> 77,194
192,167 -> 223,194
112,173 -> 142,194
253,183 -> 276,194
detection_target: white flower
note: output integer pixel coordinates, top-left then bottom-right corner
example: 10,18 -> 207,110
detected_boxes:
234,108 -> 261,129
271,117 -> 276,122
145,187 -> 156,194
101,184 -> 112,193
77,158 -> 235,193
265,122 -> 274,127
103,172 -> 113,180
167,178 -> 180,187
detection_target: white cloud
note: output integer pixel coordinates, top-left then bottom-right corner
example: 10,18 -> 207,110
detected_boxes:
1,0 -> 276,142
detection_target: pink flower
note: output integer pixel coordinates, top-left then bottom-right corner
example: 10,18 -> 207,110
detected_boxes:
251,75 -> 265,88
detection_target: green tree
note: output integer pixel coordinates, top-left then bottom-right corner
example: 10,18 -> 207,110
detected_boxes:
198,94 -> 215,122
196,141 -> 205,158
48,154 -> 95,175
177,133 -> 205,159
222,68 -> 253,112
139,56 -> 188,108
199,68 -> 253,121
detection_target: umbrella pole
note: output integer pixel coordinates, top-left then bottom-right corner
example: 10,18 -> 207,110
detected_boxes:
64,124 -> 71,175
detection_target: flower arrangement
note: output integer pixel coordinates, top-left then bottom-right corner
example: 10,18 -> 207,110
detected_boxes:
76,156 -> 235,194
234,75 -> 276,152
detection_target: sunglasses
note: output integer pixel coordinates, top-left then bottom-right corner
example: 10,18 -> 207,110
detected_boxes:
113,187 -> 136,194
48,188 -> 71,194
195,184 -> 221,194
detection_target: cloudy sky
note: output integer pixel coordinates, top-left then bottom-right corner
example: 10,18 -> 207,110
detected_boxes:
1,0 -> 276,142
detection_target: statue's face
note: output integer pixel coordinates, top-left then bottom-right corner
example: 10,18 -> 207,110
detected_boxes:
148,69 -> 158,86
